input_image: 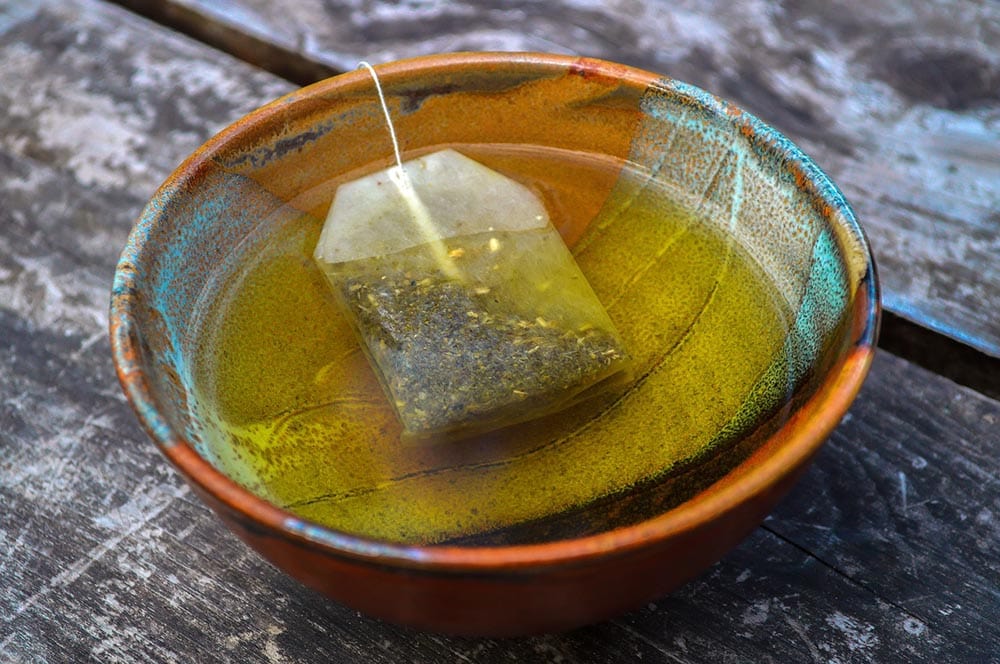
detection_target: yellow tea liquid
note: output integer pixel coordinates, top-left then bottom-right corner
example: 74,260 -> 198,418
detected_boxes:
189,144 -> 796,544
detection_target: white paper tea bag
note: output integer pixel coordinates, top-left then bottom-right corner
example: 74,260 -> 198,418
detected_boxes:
312,66 -> 630,442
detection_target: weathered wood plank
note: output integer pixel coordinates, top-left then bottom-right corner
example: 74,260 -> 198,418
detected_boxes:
114,0 -> 1000,358
1,0 -> 998,661
0,1 -> 290,212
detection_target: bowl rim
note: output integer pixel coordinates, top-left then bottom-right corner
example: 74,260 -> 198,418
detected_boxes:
110,51 -> 880,573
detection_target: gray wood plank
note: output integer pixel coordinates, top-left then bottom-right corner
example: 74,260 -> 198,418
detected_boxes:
115,0 -> 1000,358
1,0 -> 998,662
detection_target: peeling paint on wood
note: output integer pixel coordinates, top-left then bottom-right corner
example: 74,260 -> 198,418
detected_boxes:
0,0 -> 290,201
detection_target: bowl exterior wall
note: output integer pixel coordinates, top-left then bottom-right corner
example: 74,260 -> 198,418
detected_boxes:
197,456 -> 812,636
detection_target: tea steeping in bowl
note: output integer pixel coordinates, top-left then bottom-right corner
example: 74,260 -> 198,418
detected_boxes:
111,53 -> 878,635
190,141 -> 803,544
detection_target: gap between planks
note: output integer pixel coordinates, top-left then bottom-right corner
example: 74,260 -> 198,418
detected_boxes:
108,0 -> 342,85
105,0 -> 1000,402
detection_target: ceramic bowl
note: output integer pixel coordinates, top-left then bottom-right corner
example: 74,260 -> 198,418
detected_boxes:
110,53 -> 878,636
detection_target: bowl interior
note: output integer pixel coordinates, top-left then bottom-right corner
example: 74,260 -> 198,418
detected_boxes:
113,54 -> 876,550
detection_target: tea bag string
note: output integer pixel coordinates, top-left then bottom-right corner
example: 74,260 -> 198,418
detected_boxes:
359,61 -> 461,281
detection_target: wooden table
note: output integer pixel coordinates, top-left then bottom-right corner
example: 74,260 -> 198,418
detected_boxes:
2,1 -> 997,661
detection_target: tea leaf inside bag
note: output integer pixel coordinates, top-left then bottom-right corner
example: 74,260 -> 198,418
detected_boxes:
314,149 -> 630,442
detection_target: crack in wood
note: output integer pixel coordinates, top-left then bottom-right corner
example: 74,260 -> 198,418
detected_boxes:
107,0 -> 343,85
761,523 -> 936,632
878,310 -> 1000,401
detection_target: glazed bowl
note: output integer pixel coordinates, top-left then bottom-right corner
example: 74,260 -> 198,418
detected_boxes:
110,53 -> 878,636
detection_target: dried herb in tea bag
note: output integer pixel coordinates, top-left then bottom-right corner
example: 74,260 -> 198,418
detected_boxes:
314,149 -> 630,442
312,66 -> 630,442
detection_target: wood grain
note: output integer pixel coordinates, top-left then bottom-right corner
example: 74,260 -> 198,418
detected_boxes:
113,0 -> 1000,359
1,0 -> 998,661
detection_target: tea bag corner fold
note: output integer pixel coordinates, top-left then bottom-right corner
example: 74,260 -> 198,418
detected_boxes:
314,149 -> 549,264
313,149 -> 631,443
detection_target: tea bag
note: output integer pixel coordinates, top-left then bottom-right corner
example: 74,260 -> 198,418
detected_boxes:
313,65 -> 630,442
